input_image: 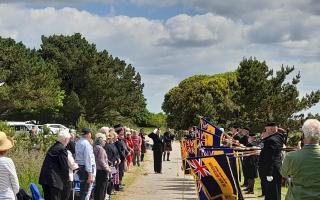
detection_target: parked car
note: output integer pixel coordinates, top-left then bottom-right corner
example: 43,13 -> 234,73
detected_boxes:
6,121 -> 37,134
43,124 -> 69,134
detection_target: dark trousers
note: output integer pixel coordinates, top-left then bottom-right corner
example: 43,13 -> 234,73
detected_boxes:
259,167 -> 267,195
265,170 -> 282,200
153,151 -> 162,173
62,181 -> 72,200
42,185 -> 62,200
78,166 -> 90,200
141,153 -> 145,161
119,160 -> 125,183
94,170 -> 109,200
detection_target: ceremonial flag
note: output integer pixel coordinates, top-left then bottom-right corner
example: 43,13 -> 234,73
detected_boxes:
180,139 -> 197,174
203,148 -> 243,199
187,155 -> 238,200
203,147 -> 234,156
197,128 -> 222,147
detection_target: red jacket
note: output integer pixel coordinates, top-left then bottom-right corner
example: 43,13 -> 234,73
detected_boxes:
131,135 -> 142,152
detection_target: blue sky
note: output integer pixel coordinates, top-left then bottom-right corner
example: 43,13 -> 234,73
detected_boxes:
0,0 -> 319,115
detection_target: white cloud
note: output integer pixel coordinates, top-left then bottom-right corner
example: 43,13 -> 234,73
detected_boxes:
0,3 -> 319,113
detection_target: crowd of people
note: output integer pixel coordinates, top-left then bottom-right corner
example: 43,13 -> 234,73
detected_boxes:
222,120 -> 320,200
0,124 -> 150,200
0,124 -> 176,200
1,119 -> 319,200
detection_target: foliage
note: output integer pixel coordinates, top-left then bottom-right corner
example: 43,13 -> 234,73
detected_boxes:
162,72 -> 239,130
39,33 -> 147,126
0,34 -> 148,126
0,37 -> 63,122
145,112 -> 167,128
235,57 -> 320,131
163,58 -> 320,131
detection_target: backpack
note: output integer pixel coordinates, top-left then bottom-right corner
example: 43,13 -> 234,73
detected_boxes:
16,188 -> 32,200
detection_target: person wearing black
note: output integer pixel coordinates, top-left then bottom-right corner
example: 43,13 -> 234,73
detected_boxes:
258,130 -> 268,198
231,125 -> 241,141
148,128 -> 164,173
66,131 -> 76,156
259,122 -> 285,200
243,133 -> 259,194
39,132 -> 70,200
240,127 -> 250,188
139,128 -> 147,162
114,124 -> 129,190
163,128 -> 174,161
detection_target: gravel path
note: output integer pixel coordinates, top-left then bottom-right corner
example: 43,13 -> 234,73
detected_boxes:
120,141 -> 197,200
119,141 -> 265,200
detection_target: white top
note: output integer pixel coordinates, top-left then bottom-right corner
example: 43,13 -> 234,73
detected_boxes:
0,156 -> 20,200
67,150 -> 79,181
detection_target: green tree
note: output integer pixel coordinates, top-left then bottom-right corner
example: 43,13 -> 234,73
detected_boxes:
235,57 -> 320,131
162,72 -> 239,130
0,37 -> 63,121
40,33 -> 147,125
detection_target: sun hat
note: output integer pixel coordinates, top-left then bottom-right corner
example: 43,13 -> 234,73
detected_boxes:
0,132 -> 14,151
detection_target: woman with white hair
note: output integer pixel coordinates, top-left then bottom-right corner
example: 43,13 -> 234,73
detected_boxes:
39,131 -> 71,200
94,133 -> 111,200
0,132 -> 19,200
281,119 -> 320,200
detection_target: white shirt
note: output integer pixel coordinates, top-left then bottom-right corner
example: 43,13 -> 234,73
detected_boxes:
0,156 -> 20,200
67,150 -> 79,181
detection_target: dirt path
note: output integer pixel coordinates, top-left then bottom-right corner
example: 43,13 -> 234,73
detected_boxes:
119,141 -> 197,200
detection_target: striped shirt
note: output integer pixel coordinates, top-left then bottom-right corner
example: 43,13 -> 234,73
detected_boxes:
0,156 -> 20,200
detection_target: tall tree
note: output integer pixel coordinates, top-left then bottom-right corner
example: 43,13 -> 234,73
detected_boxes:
0,37 -> 63,121
40,33 -> 147,125
235,57 -> 320,131
162,72 -> 238,130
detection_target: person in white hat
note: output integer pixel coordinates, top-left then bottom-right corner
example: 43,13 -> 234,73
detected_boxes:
0,131 -> 19,200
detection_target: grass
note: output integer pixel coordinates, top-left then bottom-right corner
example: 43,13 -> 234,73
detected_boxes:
112,153 -> 149,200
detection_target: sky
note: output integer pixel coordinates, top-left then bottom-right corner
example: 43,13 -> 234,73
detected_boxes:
0,0 -> 319,114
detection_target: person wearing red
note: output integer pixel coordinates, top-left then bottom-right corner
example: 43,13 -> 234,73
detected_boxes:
131,130 -> 142,166
125,130 -> 134,169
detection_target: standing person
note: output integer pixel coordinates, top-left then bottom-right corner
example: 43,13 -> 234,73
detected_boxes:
94,133 -> 111,200
62,147 -> 79,200
0,132 -> 19,200
258,130 -> 268,198
231,125 -> 241,141
66,130 -> 76,157
281,119 -> 320,200
259,122 -> 284,200
125,130 -> 134,169
114,124 -> 129,191
243,133 -> 259,194
131,130 -> 142,166
75,128 -> 96,200
163,128 -> 174,161
104,130 -> 120,196
148,128 -> 164,173
240,127 -> 250,188
39,132 -> 70,200
139,128 -> 147,162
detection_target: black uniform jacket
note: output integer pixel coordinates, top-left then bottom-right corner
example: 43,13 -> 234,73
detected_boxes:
39,141 -> 69,190
115,139 -> 129,161
105,143 -> 120,165
259,132 -> 285,176
148,132 -> 164,152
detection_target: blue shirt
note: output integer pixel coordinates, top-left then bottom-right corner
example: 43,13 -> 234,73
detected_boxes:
75,138 -> 95,173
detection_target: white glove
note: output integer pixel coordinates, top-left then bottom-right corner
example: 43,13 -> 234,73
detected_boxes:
267,176 -> 273,182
